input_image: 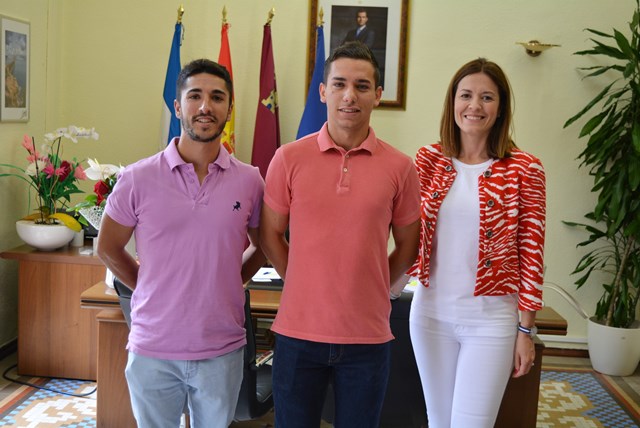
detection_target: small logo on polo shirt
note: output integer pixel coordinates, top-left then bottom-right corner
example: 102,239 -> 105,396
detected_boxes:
233,201 -> 241,211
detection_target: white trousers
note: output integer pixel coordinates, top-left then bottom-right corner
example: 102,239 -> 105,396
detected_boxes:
409,316 -> 517,428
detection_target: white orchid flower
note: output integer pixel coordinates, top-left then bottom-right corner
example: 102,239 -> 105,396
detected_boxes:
43,126 -> 100,144
44,128 -> 66,143
68,125 -> 99,141
85,158 -> 122,180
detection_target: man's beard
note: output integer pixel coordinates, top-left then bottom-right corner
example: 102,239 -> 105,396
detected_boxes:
181,115 -> 225,143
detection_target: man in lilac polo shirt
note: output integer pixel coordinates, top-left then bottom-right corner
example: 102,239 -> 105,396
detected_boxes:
97,59 -> 265,427
261,42 -> 420,427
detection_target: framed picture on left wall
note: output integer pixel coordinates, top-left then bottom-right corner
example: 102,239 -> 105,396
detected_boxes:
1,16 -> 29,122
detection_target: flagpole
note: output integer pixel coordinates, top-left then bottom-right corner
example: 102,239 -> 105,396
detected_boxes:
177,4 -> 184,23
266,7 -> 275,26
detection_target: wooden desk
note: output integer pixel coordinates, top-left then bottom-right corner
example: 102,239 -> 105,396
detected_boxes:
1,243 -> 106,380
81,281 -> 280,311
536,306 -> 568,336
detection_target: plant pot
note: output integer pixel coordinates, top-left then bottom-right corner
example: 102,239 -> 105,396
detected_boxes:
15,220 -> 75,251
587,316 -> 640,376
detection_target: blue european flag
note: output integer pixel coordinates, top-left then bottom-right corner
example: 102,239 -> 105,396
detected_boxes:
162,23 -> 182,146
296,25 -> 327,139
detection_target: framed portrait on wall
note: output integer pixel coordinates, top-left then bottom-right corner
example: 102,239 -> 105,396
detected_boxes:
308,0 -> 408,109
1,16 -> 30,122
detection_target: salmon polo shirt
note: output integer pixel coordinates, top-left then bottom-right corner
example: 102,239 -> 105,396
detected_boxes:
105,139 -> 264,360
264,124 -> 420,344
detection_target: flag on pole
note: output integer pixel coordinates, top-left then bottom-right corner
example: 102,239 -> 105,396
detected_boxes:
251,21 -> 280,179
161,21 -> 183,147
296,25 -> 327,139
218,20 -> 235,155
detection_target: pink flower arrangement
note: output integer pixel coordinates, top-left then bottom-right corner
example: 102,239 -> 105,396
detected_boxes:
1,126 -> 99,228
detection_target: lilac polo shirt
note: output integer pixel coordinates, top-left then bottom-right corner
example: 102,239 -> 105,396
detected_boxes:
105,140 -> 264,360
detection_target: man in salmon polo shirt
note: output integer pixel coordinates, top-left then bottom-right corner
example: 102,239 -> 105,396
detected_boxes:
261,42 -> 420,428
96,59 -> 265,427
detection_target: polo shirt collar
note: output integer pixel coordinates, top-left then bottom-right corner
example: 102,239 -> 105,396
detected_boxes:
164,137 -> 231,171
317,123 -> 378,154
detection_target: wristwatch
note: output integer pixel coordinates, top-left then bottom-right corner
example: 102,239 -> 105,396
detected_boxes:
517,322 -> 538,338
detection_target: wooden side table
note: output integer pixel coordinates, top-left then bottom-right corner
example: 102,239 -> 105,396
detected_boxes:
1,243 -> 106,380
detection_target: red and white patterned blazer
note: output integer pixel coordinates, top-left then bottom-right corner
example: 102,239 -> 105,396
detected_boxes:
409,144 -> 546,311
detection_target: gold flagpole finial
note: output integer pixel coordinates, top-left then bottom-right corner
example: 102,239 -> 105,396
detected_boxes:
319,7 -> 324,26
177,4 -> 185,24
222,6 -> 228,25
267,7 -> 275,25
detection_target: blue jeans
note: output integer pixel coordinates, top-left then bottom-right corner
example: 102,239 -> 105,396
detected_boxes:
272,334 -> 391,428
125,348 -> 243,428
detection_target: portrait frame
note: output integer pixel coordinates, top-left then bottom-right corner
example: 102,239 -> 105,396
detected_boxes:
1,16 -> 30,122
308,0 -> 408,109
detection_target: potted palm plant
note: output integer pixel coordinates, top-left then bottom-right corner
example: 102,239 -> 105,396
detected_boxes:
563,0 -> 640,376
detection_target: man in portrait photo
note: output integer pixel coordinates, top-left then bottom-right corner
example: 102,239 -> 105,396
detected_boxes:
331,6 -> 388,89
341,8 -> 375,48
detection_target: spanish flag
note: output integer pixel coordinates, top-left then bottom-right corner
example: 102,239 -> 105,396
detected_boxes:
218,21 -> 235,155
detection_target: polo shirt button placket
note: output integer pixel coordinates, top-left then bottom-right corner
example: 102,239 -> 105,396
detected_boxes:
339,153 -> 351,189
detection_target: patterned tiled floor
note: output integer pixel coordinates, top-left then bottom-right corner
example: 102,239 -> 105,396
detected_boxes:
537,369 -> 639,427
0,375 -> 96,427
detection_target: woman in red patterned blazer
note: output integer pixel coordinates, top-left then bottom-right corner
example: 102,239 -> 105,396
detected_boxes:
404,58 -> 546,427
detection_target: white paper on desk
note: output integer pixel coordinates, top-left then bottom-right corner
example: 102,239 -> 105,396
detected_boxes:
252,267 -> 281,282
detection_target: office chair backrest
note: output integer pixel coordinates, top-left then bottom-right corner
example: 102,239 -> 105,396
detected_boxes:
234,289 -> 274,421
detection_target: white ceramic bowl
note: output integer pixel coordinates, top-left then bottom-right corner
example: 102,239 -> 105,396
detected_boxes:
16,220 -> 75,251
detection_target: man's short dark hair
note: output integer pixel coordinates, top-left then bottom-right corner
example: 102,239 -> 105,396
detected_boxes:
323,41 -> 381,88
175,59 -> 233,101
356,8 -> 368,17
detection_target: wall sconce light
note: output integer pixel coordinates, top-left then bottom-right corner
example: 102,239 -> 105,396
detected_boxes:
516,40 -> 561,57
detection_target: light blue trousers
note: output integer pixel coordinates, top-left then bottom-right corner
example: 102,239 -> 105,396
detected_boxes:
125,348 -> 243,428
